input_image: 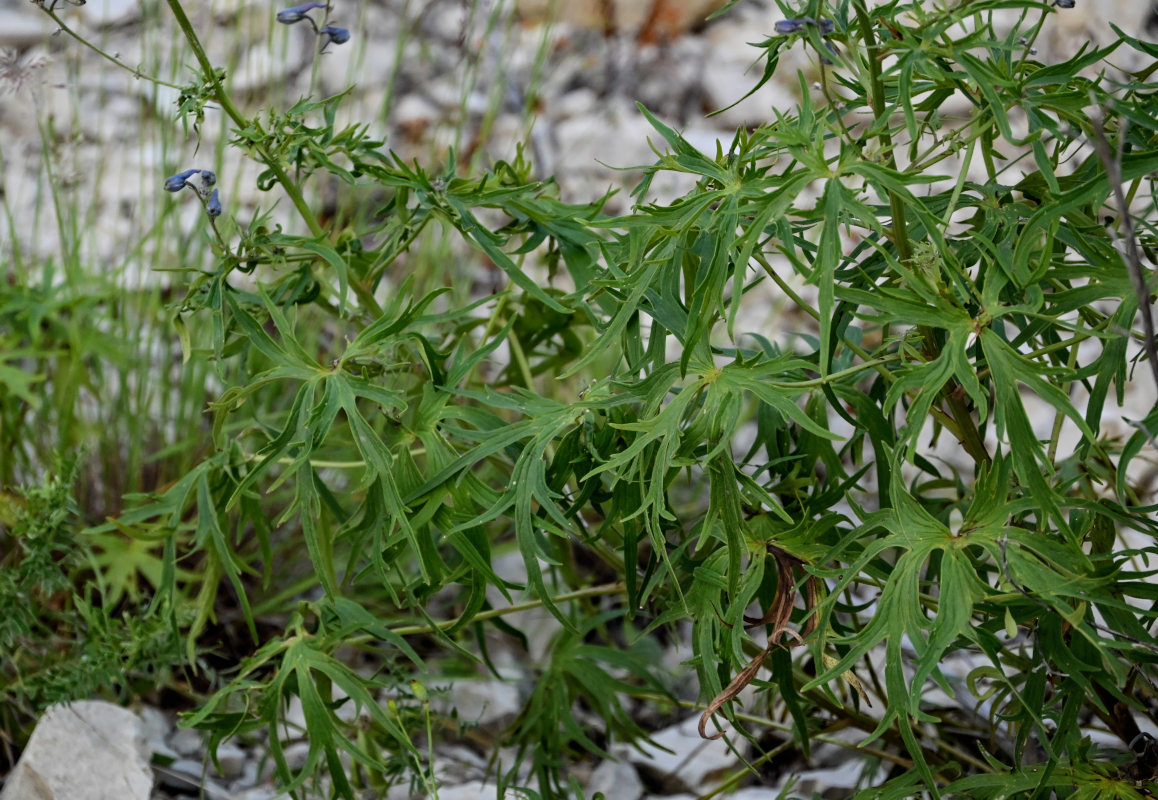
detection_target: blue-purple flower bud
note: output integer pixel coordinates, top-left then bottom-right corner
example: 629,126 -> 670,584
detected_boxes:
200,169 -> 216,187
163,168 -> 199,192
1052,0 -> 1074,7
320,25 -> 350,45
206,189 -> 222,218
775,18 -> 809,34
774,17 -> 836,35
276,2 -> 326,24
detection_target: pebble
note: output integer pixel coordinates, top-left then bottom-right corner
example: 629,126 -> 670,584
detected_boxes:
437,678 -> 524,732
588,758 -> 645,800
614,714 -> 749,795
168,725 -> 205,758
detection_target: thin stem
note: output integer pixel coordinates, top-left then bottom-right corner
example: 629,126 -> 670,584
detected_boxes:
41,7 -> 183,90
851,0 -> 911,265
164,0 -> 386,317
389,581 -> 628,637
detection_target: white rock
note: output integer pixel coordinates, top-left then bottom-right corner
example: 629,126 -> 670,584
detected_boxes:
587,758 -> 644,800
614,714 -> 748,795
168,725 -> 205,758
137,706 -> 178,761
730,788 -> 785,799
775,757 -> 886,798
0,700 -> 152,800
281,740 -> 313,771
213,740 -> 248,779
436,780 -> 522,800
156,758 -> 213,792
438,678 -> 523,731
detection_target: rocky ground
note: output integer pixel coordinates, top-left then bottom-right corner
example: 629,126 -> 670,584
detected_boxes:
1,1 -> 1157,798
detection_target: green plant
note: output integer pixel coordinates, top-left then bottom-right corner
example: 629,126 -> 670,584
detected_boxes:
7,0 -> 1158,798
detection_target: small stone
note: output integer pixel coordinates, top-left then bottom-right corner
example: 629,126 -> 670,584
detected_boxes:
436,781 -> 523,800
614,714 -> 748,795
281,740 -> 312,771
587,758 -> 644,800
212,741 -> 248,779
168,726 -> 204,758
0,700 -> 152,800
156,758 -> 213,793
137,706 -> 178,762
436,679 -> 523,732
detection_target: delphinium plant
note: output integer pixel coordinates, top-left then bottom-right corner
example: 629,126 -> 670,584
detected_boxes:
8,0 -> 1158,797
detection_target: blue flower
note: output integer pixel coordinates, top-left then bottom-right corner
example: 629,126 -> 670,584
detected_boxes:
206,189 -> 222,218
276,1 -> 326,24
774,17 -> 836,35
200,169 -> 216,187
319,25 -> 350,50
163,168 -> 199,192
1052,0 -> 1074,7
774,18 -> 808,34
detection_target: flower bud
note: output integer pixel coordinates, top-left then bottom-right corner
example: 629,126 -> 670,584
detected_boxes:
320,25 -> 350,46
276,2 -> 326,24
163,168 -> 199,192
206,189 -> 222,218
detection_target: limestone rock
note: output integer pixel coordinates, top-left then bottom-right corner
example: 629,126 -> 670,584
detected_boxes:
0,700 -> 152,800
587,757 -> 645,800
614,714 -> 749,795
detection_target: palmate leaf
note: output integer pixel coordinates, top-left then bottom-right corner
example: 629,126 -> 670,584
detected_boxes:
405,388 -> 590,630
805,469 -> 998,793
980,329 -> 1095,532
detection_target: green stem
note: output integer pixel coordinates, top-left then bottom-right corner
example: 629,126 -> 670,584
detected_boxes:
851,0 -> 911,264
42,8 -> 183,90
165,0 -> 320,233
388,581 -> 627,637
851,1 -> 990,465
164,0 -> 386,316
